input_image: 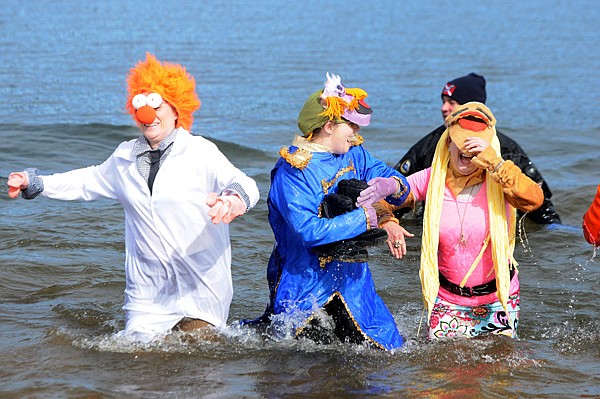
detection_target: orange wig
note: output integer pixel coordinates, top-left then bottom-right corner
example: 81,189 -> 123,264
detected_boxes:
126,53 -> 201,131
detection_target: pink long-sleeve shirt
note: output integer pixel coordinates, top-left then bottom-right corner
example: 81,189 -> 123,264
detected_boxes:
408,168 -> 519,306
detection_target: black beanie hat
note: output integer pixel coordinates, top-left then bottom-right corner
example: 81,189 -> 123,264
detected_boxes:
440,73 -> 487,104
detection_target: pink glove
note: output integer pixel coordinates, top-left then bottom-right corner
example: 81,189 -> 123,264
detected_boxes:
363,204 -> 379,229
356,177 -> 399,207
7,172 -> 28,199
206,192 -> 246,224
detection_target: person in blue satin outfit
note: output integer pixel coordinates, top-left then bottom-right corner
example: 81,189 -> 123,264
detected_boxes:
251,73 -> 412,350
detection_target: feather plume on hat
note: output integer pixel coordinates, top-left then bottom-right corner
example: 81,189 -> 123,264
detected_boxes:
318,73 -> 368,122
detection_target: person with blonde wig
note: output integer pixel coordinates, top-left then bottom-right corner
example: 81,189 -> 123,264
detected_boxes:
377,102 -> 543,338
7,53 -> 259,342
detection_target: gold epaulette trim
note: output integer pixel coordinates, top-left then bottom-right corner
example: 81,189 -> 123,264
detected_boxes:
351,133 -> 364,146
279,146 -> 313,170
391,176 -> 409,199
318,255 -> 334,268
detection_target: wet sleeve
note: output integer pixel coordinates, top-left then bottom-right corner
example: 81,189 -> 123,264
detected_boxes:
498,132 -> 561,224
40,152 -> 121,201
583,185 -> 600,246
270,164 -> 369,248
472,146 -> 544,213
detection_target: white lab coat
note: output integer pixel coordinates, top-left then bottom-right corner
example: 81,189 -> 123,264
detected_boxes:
40,130 -> 259,340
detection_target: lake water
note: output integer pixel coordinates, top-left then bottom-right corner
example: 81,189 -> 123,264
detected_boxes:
1,1 -> 599,398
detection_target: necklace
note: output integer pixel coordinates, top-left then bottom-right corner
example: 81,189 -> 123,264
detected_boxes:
455,185 -> 476,248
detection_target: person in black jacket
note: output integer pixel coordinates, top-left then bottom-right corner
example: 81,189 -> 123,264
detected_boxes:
394,73 -> 561,225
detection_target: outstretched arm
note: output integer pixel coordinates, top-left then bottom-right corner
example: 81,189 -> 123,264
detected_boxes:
7,169 -> 44,199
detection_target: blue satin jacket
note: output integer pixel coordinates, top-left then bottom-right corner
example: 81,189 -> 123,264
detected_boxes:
264,140 -> 410,350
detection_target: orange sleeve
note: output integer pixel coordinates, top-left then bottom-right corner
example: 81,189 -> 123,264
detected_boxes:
472,146 -> 544,213
375,193 -> 416,227
583,185 -> 600,246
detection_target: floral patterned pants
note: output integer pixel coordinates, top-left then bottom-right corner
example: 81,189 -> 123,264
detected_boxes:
428,294 -> 520,339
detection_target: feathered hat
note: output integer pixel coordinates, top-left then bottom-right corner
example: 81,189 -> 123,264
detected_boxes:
297,72 -> 373,137
125,52 -> 201,131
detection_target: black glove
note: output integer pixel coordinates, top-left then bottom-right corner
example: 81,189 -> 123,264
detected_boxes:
313,179 -> 387,262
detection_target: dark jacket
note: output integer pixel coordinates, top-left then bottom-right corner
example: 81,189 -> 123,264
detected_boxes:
394,125 -> 561,224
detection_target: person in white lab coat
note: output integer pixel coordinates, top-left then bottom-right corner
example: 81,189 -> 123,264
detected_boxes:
7,53 -> 260,342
